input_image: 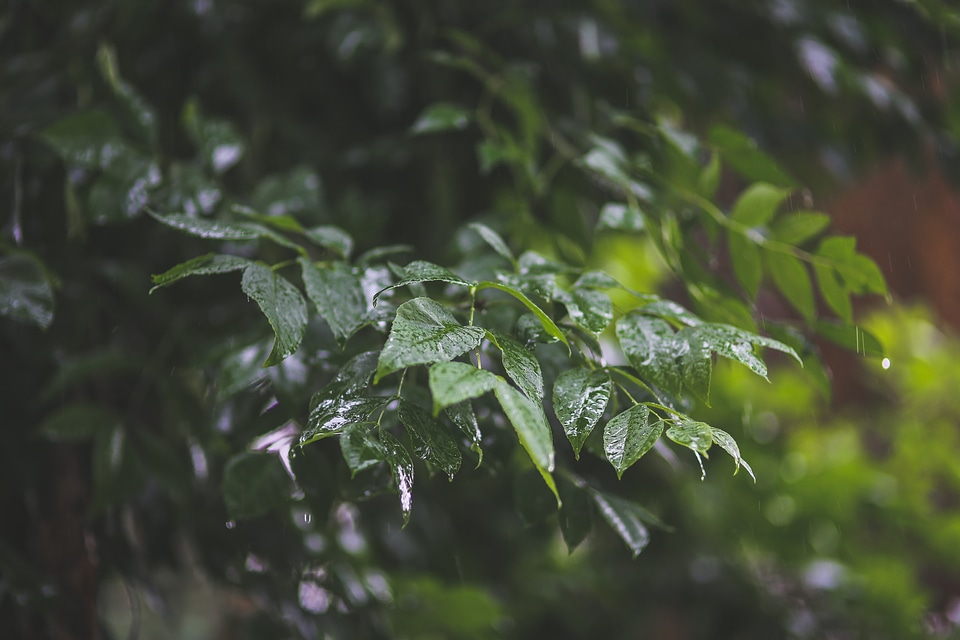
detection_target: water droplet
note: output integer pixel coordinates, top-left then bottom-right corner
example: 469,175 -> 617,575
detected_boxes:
304,513 -> 312,524
225,520 -> 236,529
881,357 -> 891,370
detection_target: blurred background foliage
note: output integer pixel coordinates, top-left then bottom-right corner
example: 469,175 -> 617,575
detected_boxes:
3,0 -> 960,638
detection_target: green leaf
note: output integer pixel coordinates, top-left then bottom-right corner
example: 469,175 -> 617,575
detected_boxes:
814,262 -> 853,323
38,404 -> 120,442
444,401 -> 483,462
149,211 -> 263,240
476,281 -> 569,350
814,321 -> 885,358
241,263 -> 308,366
304,225 -> 353,258
639,300 -> 702,327
552,368 -> 611,458
468,222 -> 515,265
681,323 -> 801,381
710,428 -> 755,481
39,109 -> 123,169
818,236 -> 887,296
730,183 -> 791,227
373,261 -> 474,305
766,250 -> 815,323
302,396 -> 389,445
222,451 -> 291,520
708,125 -> 796,188
96,44 -> 157,147
728,232 -> 762,299
376,298 -> 486,382
299,258 -> 368,346
150,253 -> 250,292
398,400 -> 462,480
772,211 -> 831,245
603,404 -> 663,479
616,312 -> 681,396
182,99 -> 245,174
676,329 -> 713,404
428,362 -> 497,414
596,204 -> 645,233
666,419 -> 713,478
554,287 -> 613,334
0,253 -> 55,329
410,103 -> 471,135
339,423 -> 387,476
591,491 -> 652,558
557,477 -> 593,552
514,469 -> 558,525
574,271 -> 623,291
698,151 -> 721,198
494,379 -> 558,503
488,331 -> 543,401
380,429 -> 415,526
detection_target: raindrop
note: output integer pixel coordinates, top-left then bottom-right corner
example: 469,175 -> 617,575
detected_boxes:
304,512 -> 312,524
881,357 -> 891,370
225,520 -> 236,529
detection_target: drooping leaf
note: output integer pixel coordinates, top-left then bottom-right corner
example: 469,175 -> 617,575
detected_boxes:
676,328 -> 713,403
552,368 -> 611,458
681,323 -> 801,381
0,253 -> 55,329
698,151 -> 722,198
476,281 -> 569,350
38,404 -> 120,442
596,203 -> 646,233
710,428 -> 756,481
639,300 -> 703,327
468,222 -> 515,265
410,103 -> 472,135
96,44 -> 157,147
772,211 -> 831,245
428,362 -> 497,414
303,226 -> 353,259
373,261 -> 474,305
299,258 -> 368,346
728,232 -> 762,299
766,250 -> 816,323
494,379 -> 558,503
375,298 -> 486,382
444,401 -> 483,462
666,418 -> 714,476
398,400 -> 462,480
488,331 -> 543,401
310,351 -> 380,413
241,263 -> 308,366
603,404 -> 663,478
339,423 -> 387,477
817,236 -> 888,296
557,476 -> 593,552
554,287 -> 613,334
150,253 -> 250,292
301,396 -> 389,445
616,312 -> 681,396
380,430 -> 415,526
730,183 -> 791,227
574,271 -> 624,291
222,451 -> 291,520
591,491 -> 652,558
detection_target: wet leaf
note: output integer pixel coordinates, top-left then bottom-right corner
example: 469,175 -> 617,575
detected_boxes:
476,281 -> 569,350
222,451 -> 291,520
375,297 -> 486,382
555,287 -> 613,334
616,312 -> 681,396
728,232 -> 762,299
410,103 -> 471,135
557,476 -> 593,552
398,400 -> 462,479
444,401 -> 483,461
0,253 -> 54,329
304,225 -> 353,258
488,331 -> 543,401
299,258 -> 368,346
380,430 -> 415,526
666,418 -> 713,456
241,263 -> 308,366
339,423 -> 387,476
149,211 -> 263,240
150,253 -> 250,292
468,222 -> 515,265
302,397 -> 388,445
428,362 -> 497,414
710,428 -> 755,481
766,250 -> 815,323
676,328 -> 713,403
552,368 -> 611,458
603,404 -> 663,478
596,203 -> 645,233
373,261 -> 474,305
494,379 -> 558,503
730,183 -> 791,227
591,491 -> 652,558
639,300 -> 702,327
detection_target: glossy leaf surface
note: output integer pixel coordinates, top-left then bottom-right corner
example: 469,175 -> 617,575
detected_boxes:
603,404 -> 663,478
398,400 -> 462,479
299,258 -> 368,346
552,368 -> 611,458
241,263 -> 308,366
428,362 -> 497,414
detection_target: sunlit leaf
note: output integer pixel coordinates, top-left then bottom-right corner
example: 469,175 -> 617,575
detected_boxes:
557,477 -> 593,552
603,404 -> 663,478
376,297 -> 485,382
241,263 -> 308,366
552,368 -> 611,458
